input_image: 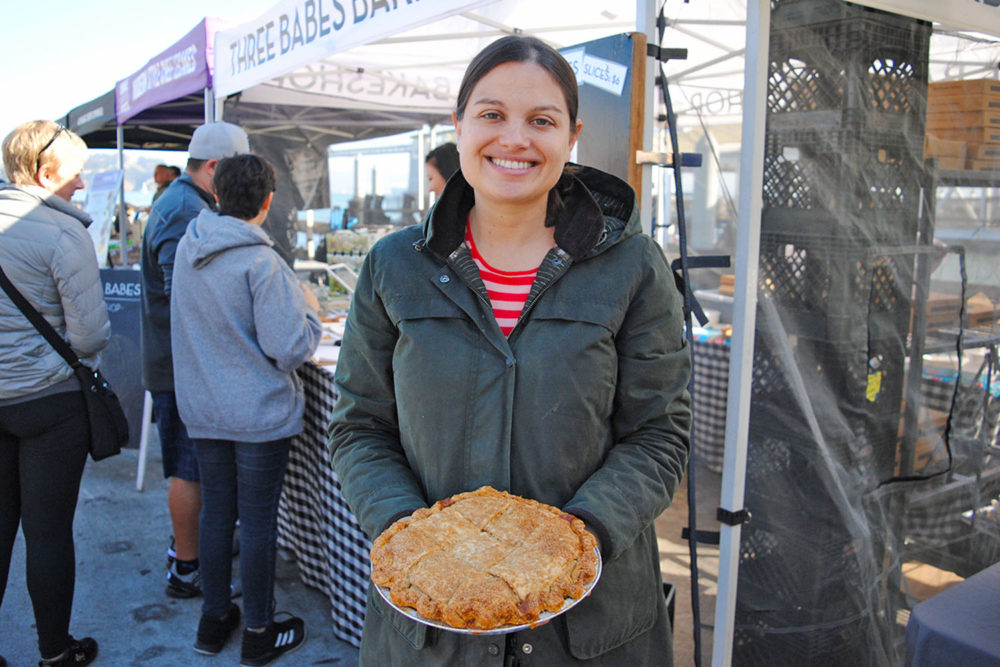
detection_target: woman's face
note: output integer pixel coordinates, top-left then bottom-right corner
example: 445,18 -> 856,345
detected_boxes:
40,146 -> 86,202
426,161 -> 447,199
454,61 -> 580,212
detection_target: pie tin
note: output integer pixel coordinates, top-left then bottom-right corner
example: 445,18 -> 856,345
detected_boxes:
376,546 -> 602,635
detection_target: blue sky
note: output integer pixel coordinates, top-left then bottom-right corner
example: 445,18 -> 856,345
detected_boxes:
0,0 -> 277,144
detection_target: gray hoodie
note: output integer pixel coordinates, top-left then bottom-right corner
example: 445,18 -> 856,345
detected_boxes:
170,209 -> 321,442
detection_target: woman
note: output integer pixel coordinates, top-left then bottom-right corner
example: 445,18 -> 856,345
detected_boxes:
170,154 -> 321,665
424,141 -> 459,200
330,36 -> 691,665
0,121 -> 109,666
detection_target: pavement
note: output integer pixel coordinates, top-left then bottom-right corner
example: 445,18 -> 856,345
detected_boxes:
0,438 -> 360,667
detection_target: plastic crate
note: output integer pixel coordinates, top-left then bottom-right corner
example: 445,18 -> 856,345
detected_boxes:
748,335 -> 905,478
767,7 -> 931,130
755,212 -> 915,341
762,127 -> 925,216
771,0 -> 927,31
733,607 -> 879,666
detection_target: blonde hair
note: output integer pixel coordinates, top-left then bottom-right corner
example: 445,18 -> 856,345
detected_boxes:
2,120 -> 87,186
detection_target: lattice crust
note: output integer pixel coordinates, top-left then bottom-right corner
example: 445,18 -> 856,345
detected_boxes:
370,486 -> 599,630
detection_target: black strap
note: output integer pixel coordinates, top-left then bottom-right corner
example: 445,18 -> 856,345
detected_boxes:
0,264 -> 83,370
717,507 -> 752,526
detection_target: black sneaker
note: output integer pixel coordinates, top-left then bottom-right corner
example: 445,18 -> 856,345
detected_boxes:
240,614 -> 307,666
194,603 -> 242,655
38,636 -> 98,666
166,558 -> 202,598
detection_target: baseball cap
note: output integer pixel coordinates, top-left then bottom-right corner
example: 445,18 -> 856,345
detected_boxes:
188,122 -> 250,160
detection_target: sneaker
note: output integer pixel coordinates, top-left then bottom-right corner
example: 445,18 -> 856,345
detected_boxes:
194,603 -> 242,655
240,613 -> 307,666
166,558 -> 202,599
38,636 -> 98,666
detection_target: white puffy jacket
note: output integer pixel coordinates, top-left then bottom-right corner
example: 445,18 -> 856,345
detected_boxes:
0,184 -> 110,401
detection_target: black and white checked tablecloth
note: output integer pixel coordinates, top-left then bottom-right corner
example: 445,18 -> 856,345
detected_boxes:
691,340 -> 730,474
278,362 -> 369,648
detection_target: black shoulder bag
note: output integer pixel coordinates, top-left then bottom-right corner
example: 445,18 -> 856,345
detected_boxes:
0,264 -> 128,460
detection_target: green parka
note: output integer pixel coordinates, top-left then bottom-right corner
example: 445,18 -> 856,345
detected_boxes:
330,165 -> 691,665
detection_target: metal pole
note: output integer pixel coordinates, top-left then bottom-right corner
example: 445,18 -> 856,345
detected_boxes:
205,88 -> 216,123
712,1 -> 769,665
116,125 -> 127,268
637,0 -> 656,235
418,124 -> 428,211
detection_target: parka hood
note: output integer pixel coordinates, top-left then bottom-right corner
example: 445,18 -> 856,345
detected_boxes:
423,164 -> 639,261
183,209 -> 273,269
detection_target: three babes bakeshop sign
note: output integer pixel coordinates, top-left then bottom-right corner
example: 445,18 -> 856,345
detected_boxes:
213,0 -> 489,99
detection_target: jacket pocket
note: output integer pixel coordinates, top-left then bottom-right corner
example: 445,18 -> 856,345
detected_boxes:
367,582 -> 429,650
385,293 -> 468,326
563,528 -> 660,660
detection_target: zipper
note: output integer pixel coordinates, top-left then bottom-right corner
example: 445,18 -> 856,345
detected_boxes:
507,247 -> 572,340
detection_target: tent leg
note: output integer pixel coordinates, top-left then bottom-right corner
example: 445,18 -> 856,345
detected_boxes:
136,391 -> 153,492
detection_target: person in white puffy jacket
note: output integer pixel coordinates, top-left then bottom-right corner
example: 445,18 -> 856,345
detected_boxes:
0,120 -> 109,667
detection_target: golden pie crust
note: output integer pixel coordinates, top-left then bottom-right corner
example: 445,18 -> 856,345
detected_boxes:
370,486 -> 599,630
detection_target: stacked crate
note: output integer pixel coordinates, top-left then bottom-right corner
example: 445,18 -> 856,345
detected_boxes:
926,79 -> 1000,171
735,1 -> 931,664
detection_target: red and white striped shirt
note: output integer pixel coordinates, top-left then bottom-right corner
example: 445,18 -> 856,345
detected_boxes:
465,223 -> 537,337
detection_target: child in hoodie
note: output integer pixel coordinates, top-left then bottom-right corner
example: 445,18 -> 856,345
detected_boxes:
170,153 -> 321,666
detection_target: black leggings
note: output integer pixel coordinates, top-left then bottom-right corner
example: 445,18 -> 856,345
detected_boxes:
0,390 -> 89,659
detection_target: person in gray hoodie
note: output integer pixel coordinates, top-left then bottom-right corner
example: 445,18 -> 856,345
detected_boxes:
170,154 -> 321,665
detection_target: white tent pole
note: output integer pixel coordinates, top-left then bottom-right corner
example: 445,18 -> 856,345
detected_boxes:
116,125 -> 126,267
205,88 -> 216,123
712,1 -> 768,665
418,125 -> 428,212
637,0 -> 656,235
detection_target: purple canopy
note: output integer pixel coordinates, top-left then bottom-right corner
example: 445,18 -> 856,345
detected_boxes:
115,18 -> 219,125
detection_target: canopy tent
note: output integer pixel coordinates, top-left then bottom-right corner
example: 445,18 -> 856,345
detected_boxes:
58,1 -> 1000,665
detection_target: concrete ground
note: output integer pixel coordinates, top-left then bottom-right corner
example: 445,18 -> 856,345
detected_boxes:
1,434 -> 721,667
0,442 -> 359,667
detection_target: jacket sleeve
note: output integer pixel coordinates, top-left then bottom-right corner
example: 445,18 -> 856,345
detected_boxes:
328,247 -> 428,540
564,238 -> 691,561
154,202 -> 198,298
51,224 -> 111,361
250,255 -> 322,372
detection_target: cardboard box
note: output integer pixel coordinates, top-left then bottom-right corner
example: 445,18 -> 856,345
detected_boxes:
929,79 -> 1000,97
926,109 -> 1000,130
719,274 -> 734,297
926,126 -> 1000,144
967,159 -> 1000,171
971,143 -> 1000,161
927,93 -> 1000,114
924,133 -> 967,169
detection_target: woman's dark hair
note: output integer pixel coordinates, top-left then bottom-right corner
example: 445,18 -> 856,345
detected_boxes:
213,154 -> 277,220
455,35 -> 579,126
425,142 -> 460,180
456,36 -> 581,226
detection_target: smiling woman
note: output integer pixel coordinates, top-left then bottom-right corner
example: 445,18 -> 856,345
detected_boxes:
330,35 -> 691,667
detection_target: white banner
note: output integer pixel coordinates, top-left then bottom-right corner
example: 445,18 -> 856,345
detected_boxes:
214,0 -> 488,98
851,0 -> 1000,37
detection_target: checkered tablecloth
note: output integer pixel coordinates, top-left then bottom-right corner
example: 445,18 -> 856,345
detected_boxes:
691,340 -> 731,473
277,362 -> 369,648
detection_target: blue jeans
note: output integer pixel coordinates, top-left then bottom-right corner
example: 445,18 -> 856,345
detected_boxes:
194,438 -> 291,628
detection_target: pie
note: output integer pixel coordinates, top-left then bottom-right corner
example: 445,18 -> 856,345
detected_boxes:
370,486 -> 600,630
